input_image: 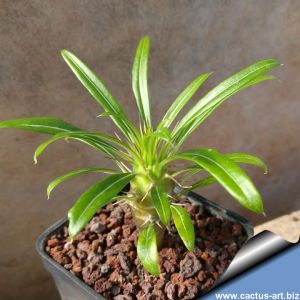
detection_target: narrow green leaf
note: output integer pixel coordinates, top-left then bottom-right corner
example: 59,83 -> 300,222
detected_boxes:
226,153 -> 268,174
152,127 -> 172,142
241,74 -> 276,90
33,131 -> 120,163
187,176 -> 216,192
0,117 -> 80,135
68,173 -> 135,237
151,184 -> 170,226
172,165 -> 202,177
182,76 -> 276,142
47,167 -> 117,199
176,148 -> 264,213
97,111 -> 118,118
61,50 -> 139,142
171,205 -> 195,251
0,118 -> 133,161
173,153 -> 267,178
132,36 -> 152,128
147,128 -> 173,161
159,73 -> 212,129
172,59 -> 280,146
180,167 -> 202,181
137,224 -> 159,276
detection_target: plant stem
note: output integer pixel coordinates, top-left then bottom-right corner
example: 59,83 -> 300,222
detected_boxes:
130,165 -> 173,249
130,201 -> 165,248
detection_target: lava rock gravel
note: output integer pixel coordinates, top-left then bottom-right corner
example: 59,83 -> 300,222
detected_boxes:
46,197 -> 247,299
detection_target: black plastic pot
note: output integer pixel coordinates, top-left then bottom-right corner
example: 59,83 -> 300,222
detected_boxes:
36,192 -> 253,300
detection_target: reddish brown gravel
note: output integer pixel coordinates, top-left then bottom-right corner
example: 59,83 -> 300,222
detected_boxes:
46,197 -> 248,300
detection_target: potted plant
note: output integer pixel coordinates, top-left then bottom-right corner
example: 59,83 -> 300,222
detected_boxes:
0,36 -> 279,300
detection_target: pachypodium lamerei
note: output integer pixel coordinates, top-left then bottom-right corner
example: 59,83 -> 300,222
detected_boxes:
0,36 -> 280,275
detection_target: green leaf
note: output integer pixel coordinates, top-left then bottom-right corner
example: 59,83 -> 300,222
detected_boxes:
226,153 -> 268,174
172,165 -> 203,178
61,50 -> 139,142
152,127 -> 172,142
145,128 -> 173,162
171,205 -> 195,251
159,73 -> 212,129
240,74 -> 276,90
68,173 -> 135,237
173,153 -> 267,178
47,167 -> 117,199
172,59 -> 280,147
176,148 -> 264,213
137,224 -> 159,276
173,153 -> 267,194
0,118 -> 133,161
97,111 -> 119,118
132,36 -> 152,129
33,131 -> 120,163
151,184 -> 170,226
0,117 -> 81,135
188,176 -> 216,191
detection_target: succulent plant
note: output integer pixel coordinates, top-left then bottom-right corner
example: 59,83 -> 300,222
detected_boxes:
0,36 -> 279,275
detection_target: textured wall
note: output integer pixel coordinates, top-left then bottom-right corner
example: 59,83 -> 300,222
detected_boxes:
0,1 -> 299,299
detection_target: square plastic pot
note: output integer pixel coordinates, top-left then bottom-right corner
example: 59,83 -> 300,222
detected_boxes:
36,192 -> 253,300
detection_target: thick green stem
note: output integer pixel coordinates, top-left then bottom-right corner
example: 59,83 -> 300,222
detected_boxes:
130,164 -> 173,249
130,200 -> 165,248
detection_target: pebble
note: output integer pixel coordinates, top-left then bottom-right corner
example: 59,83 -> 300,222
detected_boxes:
118,253 -> 130,274
90,222 -> 106,234
180,253 -> 202,279
165,282 -> 176,299
101,263 -> 111,274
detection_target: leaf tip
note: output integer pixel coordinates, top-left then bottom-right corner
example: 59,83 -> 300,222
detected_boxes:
253,198 -> 264,215
142,35 -> 150,42
60,49 -> 69,57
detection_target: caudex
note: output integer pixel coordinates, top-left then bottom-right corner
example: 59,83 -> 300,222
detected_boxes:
0,36 -> 280,276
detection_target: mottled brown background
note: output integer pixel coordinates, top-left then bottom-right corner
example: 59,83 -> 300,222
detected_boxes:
0,1 -> 299,299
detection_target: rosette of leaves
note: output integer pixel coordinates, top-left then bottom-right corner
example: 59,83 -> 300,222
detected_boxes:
0,36 -> 279,276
